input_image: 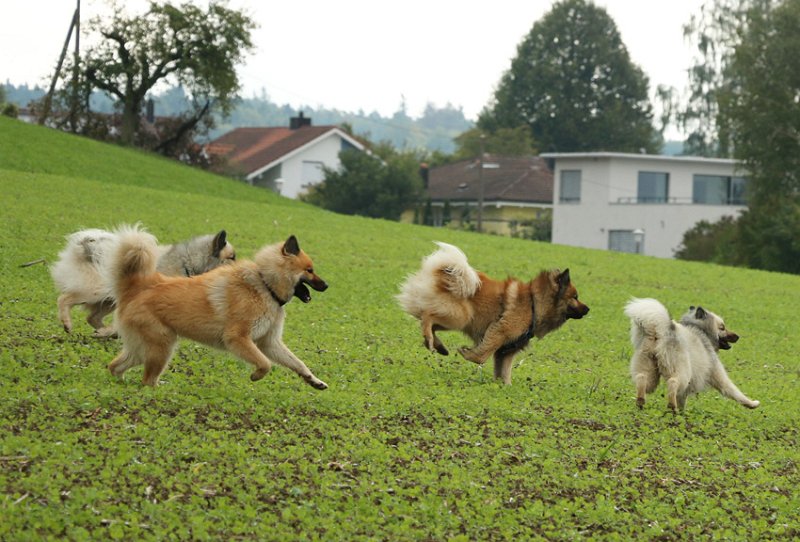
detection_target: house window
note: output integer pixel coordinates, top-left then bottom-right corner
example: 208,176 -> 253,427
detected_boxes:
609,230 -> 644,254
637,171 -> 669,203
302,161 -> 325,186
560,170 -> 581,203
693,175 -> 748,205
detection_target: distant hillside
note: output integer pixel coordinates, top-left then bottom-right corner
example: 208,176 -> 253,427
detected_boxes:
2,82 -> 684,155
1,82 -> 472,154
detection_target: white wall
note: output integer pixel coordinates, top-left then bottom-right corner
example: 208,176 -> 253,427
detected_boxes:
548,154 -> 747,258
275,135 -> 345,199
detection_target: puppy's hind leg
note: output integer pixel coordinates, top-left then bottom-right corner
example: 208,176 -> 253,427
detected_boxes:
710,363 -> 760,409
57,292 -> 81,333
88,299 -> 117,338
630,353 -> 659,409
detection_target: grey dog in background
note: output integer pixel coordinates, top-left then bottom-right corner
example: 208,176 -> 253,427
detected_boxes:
624,297 -> 759,412
51,226 -> 236,337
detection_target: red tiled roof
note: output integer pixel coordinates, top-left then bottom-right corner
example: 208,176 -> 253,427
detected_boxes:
427,155 -> 553,204
207,125 -> 341,175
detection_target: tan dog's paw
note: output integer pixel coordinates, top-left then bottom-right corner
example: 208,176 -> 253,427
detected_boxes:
304,375 -> 328,390
250,367 -> 270,381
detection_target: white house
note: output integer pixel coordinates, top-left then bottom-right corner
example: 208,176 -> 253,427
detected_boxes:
541,152 -> 747,258
207,113 -> 365,199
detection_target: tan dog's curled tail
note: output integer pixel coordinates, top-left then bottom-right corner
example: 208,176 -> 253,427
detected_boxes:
105,224 -> 159,299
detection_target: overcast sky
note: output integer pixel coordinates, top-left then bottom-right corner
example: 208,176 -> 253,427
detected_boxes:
2,0 -> 705,129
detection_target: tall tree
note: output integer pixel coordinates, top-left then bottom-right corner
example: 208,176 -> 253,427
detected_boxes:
51,0 -> 256,147
726,0 -> 800,272
679,0 -> 769,156
478,0 -> 659,153
677,0 -> 800,273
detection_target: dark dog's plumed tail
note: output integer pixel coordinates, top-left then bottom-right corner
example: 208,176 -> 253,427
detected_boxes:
396,241 -> 481,316
105,224 -> 159,298
428,242 -> 481,298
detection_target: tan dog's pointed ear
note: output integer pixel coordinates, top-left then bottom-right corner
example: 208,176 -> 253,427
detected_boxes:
283,235 -> 300,256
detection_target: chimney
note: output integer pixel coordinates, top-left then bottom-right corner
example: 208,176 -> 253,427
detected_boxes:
289,111 -> 312,130
145,98 -> 155,123
418,163 -> 429,189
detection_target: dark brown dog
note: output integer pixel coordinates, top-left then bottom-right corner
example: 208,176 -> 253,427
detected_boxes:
397,242 -> 589,384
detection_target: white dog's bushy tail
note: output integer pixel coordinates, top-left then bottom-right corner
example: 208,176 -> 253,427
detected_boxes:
624,297 -> 674,343
105,224 -> 159,298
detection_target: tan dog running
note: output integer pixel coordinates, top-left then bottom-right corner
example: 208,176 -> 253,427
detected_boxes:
397,242 -> 590,384
107,226 -> 328,389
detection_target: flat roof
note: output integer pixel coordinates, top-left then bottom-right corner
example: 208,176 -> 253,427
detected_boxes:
539,152 -> 737,166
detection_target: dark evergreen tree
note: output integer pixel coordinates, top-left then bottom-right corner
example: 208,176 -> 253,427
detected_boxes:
478,0 -> 659,153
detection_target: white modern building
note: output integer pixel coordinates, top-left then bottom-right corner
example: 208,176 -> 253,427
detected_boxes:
542,152 -> 748,258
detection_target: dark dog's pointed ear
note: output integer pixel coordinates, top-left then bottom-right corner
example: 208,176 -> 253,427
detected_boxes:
695,306 -> 706,319
556,268 -> 571,297
212,230 -> 227,257
283,235 -> 300,256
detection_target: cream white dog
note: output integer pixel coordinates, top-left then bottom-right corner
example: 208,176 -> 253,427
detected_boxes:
51,226 -> 235,337
624,298 -> 759,412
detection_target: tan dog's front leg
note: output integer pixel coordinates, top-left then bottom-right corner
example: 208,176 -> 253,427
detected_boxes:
224,333 -> 273,381
259,336 -> 327,390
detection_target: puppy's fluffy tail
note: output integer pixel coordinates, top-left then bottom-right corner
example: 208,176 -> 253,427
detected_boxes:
624,297 -> 674,344
105,224 -> 159,299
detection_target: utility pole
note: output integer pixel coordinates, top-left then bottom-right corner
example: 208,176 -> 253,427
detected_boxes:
477,134 -> 485,233
69,0 -> 81,132
40,0 -> 80,126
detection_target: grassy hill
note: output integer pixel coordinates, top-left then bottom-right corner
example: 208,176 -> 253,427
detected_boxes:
1,117 -> 798,540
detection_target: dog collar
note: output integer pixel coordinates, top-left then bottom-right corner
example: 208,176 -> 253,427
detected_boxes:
497,298 -> 537,356
266,284 -> 289,306
260,277 -> 289,306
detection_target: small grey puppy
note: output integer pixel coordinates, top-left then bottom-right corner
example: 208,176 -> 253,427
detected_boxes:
624,298 -> 759,412
51,225 -> 235,337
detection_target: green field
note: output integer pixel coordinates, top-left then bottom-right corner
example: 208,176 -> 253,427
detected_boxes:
1,117 -> 798,540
